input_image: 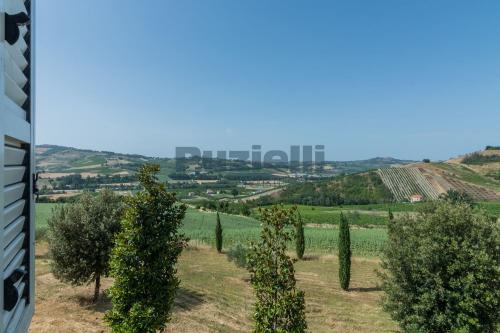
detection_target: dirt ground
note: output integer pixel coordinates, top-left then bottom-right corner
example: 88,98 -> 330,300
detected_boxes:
30,243 -> 395,333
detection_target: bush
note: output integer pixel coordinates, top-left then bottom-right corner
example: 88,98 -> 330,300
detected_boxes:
47,189 -> 123,301
105,164 -> 188,333
247,205 -> 307,332
380,201 -> 500,333
462,152 -> 500,164
439,189 -> 474,207
226,243 -> 248,268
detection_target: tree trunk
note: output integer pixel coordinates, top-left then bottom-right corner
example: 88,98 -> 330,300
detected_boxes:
93,274 -> 101,303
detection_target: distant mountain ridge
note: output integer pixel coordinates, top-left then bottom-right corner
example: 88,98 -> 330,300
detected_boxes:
35,144 -> 416,179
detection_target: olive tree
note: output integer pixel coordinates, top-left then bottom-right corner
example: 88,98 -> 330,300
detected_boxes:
48,189 -> 123,302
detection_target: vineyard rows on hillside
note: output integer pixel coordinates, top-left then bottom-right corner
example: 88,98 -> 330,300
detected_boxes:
443,176 -> 500,201
378,167 -> 440,201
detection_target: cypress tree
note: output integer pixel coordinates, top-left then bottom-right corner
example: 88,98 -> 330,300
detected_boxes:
215,211 -> 223,253
296,212 -> 305,259
338,212 -> 351,291
388,209 -> 394,221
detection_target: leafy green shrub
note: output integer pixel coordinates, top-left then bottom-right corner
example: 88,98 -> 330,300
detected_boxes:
247,205 -> 307,332
380,201 -> 499,333
226,243 -> 248,268
105,165 -> 187,333
47,189 -> 123,301
439,189 -> 474,207
462,152 -> 500,164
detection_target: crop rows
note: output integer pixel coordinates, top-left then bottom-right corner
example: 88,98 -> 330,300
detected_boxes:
443,177 -> 500,201
378,167 -> 440,201
182,209 -> 387,256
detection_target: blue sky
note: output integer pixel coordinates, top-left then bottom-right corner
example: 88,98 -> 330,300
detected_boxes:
37,0 -> 500,161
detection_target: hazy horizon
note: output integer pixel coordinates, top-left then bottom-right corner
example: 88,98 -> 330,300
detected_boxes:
37,1 -> 500,161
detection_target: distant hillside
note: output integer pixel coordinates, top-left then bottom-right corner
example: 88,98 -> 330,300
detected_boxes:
378,148 -> 500,202
278,171 -> 394,206
35,145 -> 415,180
36,144 -> 157,176
277,148 -> 500,204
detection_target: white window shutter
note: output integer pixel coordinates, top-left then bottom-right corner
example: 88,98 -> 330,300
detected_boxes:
0,0 -> 34,332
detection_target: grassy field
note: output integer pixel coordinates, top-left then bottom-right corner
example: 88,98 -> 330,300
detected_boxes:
36,204 -> 387,256
37,200 -> 500,256
30,242 -> 396,333
476,201 -> 500,217
183,209 -> 387,256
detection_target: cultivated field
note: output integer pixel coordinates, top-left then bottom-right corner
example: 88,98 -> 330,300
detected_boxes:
378,167 -> 440,201
378,164 -> 500,202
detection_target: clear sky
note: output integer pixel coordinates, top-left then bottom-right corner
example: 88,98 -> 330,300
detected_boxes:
36,0 -> 500,161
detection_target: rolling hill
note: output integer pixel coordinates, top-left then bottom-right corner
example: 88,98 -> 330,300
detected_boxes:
35,145 -> 414,180
379,148 -> 500,201
278,148 -> 500,204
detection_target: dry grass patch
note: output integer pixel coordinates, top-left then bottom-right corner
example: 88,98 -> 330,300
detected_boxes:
30,243 -> 395,333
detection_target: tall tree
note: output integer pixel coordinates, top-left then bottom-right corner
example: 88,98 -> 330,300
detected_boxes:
48,189 -> 123,302
247,205 -> 307,332
105,164 -> 188,333
296,212 -> 305,259
388,209 -> 394,221
215,211 -> 223,253
380,202 -> 499,333
338,212 -> 351,291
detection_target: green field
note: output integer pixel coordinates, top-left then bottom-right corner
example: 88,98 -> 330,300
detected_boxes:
183,208 -> 387,256
37,200 -> 500,256
36,203 -> 387,256
477,201 -> 500,217
281,205 -> 391,225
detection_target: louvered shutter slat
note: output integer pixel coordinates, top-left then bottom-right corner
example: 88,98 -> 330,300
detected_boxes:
4,167 -> 26,187
2,233 -> 25,271
5,45 -> 28,71
6,58 -> 27,88
3,184 -> 25,208
5,76 -> 28,107
3,217 -> 25,250
3,251 -> 25,281
3,200 -> 25,228
5,297 -> 26,333
4,147 -> 26,166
